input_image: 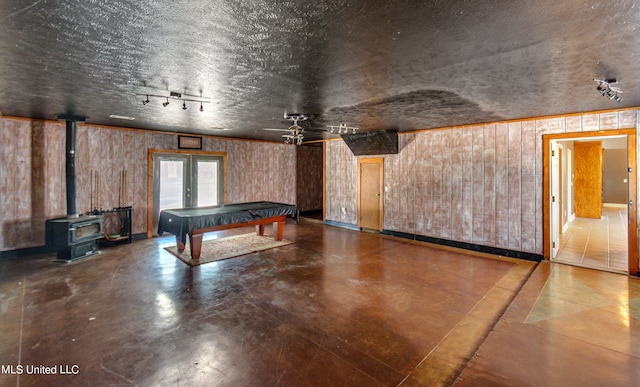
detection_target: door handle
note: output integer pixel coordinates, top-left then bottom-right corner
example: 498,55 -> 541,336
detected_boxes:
630,200 -> 633,207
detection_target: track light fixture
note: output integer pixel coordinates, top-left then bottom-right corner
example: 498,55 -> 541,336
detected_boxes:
327,123 -> 359,134
136,91 -> 211,111
593,78 -> 623,103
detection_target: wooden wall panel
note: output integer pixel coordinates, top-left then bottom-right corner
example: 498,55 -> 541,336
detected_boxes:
325,140 -> 357,225
296,145 -> 323,212
582,114 -> 600,132
441,131 -> 452,238
29,122 -> 46,247
620,110 -> 637,128
471,126 -> 485,242
414,133 -> 427,233
431,131 -> 444,236
450,128 -> 463,242
2,120 -> 25,248
483,125 -> 496,246
520,121 -> 537,252
460,128 -> 474,242
420,131 -> 433,235
507,122 -> 522,250
565,116 -> 582,132
400,134 -> 416,233
533,120 -> 546,253
494,123 -> 509,248
131,133 -> 148,234
599,112 -> 619,130
42,122 -> 65,218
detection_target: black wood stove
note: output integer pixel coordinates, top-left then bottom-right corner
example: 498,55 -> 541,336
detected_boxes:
46,216 -> 103,261
46,115 -> 103,261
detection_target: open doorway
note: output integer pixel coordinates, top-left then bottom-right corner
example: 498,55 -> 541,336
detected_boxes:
544,130 -> 638,275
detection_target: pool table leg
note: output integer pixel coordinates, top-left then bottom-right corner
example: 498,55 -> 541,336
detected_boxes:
256,220 -> 285,240
176,236 -> 186,252
188,233 -> 203,260
274,220 -> 284,241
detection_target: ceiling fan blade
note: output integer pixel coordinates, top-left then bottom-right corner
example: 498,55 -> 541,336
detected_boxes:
262,128 -> 290,132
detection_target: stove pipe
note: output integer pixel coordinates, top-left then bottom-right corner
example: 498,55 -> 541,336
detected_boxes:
58,114 -> 86,218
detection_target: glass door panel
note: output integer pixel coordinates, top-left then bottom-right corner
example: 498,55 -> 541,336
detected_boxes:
195,160 -> 219,207
159,159 -> 186,210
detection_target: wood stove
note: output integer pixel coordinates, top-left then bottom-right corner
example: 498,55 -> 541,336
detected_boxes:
46,216 -> 103,261
46,115 -> 104,261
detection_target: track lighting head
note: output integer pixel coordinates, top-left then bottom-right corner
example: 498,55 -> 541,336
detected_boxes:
593,78 -> 623,103
182,101 -> 187,110
199,102 -> 204,112
162,98 -> 170,107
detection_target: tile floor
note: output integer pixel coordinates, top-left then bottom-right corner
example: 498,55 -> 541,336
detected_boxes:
456,262 -> 640,386
553,205 -> 628,273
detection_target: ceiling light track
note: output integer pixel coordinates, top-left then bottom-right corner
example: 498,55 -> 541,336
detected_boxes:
593,78 -> 623,103
136,92 -> 211,111
327,123 -> 358,134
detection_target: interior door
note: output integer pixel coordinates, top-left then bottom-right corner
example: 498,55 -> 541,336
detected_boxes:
574,141 -> 603,218
359,158 -> 384,230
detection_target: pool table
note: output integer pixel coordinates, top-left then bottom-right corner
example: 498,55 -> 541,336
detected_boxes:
158,201 -> 299,259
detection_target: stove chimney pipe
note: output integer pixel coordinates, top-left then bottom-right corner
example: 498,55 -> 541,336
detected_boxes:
57,114 -> 86,218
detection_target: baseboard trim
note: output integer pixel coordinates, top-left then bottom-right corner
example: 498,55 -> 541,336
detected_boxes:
381,230 -> 543,262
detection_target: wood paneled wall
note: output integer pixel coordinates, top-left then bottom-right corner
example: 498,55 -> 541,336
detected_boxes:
296,145 -> 323,212
0,117 -> 296,251
324,110 -> 640,255
325,140 -> 358,224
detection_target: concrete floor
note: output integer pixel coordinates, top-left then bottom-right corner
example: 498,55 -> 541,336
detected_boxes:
1,219 -> 638,386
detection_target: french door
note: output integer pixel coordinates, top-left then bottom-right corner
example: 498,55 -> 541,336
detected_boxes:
151,152 -> 225,236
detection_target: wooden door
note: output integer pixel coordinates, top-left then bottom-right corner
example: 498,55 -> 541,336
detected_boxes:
358,158 -> 384,230
627,134 -> 638,276
574,141 -> 603,218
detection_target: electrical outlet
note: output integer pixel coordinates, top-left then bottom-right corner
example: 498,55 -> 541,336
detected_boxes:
341,207 -> 347,215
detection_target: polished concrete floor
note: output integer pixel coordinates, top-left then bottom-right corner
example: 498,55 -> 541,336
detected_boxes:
554,205 -> 628,273
0,219 -> 638,386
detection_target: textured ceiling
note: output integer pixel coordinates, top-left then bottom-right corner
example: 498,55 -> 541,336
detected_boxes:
1,0 -> 639,143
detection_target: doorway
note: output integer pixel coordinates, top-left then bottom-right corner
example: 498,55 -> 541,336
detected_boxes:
148,150 -> 226,237
544,130 -> 638,275
358,158 -> 384,231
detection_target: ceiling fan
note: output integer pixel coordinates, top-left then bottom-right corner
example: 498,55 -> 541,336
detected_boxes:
263,113 -> 308,145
